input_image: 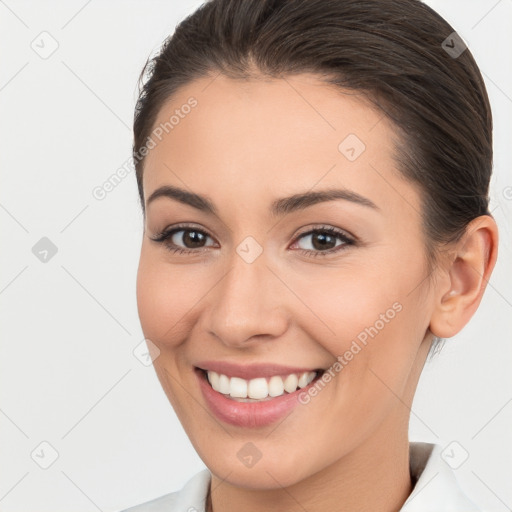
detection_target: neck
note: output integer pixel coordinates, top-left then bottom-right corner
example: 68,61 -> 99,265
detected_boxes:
208,418 -> 413,512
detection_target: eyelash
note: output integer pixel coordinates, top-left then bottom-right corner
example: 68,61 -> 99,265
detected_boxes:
150,223 -> 356,258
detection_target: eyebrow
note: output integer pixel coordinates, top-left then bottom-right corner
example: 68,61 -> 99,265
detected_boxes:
146,184 -> 379,217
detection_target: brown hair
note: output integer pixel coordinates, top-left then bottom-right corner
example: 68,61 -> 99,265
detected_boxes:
132,0 -> 493,350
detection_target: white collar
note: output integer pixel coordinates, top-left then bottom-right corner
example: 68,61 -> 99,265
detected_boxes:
122,442 -> 480,511
401,442 -> 480,511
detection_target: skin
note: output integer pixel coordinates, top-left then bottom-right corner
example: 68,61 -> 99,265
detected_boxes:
136,72 -> 498,512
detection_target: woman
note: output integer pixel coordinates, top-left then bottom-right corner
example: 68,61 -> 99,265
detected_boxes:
123,0 -> 499,510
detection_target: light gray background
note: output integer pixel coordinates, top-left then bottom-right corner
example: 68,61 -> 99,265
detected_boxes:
1,1 -> 511,511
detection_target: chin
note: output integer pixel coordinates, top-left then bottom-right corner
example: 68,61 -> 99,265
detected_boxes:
196,440 -> 321,490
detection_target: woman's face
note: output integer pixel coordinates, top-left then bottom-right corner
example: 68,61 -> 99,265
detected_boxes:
136,73 -> 436,488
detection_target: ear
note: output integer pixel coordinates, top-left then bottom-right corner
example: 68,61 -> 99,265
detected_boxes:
429,215 -> 499,339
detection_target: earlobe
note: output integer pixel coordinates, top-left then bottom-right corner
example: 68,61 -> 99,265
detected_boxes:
429,215 -> 499,339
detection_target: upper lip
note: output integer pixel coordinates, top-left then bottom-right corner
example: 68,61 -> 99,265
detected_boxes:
195,361 -> 323,380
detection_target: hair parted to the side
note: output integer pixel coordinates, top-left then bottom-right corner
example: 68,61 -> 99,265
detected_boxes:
132,0 -> 493,355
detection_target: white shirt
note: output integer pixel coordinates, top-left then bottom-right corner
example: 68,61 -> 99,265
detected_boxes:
120,442 -> 481,511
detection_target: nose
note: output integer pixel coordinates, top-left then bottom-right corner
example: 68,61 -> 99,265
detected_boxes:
205,251 -> 289,348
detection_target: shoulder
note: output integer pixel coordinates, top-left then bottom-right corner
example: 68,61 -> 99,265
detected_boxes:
402,442 -> 482,512
120,492 -> 178,512
119,468 -> 211,512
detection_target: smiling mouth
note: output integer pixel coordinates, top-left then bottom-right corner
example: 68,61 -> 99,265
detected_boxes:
197,368 -> 325,402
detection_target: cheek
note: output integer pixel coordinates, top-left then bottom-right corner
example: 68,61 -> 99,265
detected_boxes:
136,249 -> 196,344
289,264 -> 405,341
289,253 -> 428,383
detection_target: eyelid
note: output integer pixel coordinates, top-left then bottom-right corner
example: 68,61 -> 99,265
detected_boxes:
293,224 -> 355,242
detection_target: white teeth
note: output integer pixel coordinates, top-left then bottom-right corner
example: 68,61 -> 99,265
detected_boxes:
283,373 -> 299,393
218,373 -> 230,394
209,371 -> 220,392
268,375 -> 284,397
247,378 -> 268,399
206,370 -> 317,400
230,377 -> 248,398
298,372 -> 311,388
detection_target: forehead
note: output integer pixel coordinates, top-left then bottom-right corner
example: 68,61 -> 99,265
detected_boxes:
142,73 -> 419,217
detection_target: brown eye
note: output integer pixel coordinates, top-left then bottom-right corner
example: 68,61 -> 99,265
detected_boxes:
172,229 -> 209,249
150,225 -> 216,254
292,226 -> 355,257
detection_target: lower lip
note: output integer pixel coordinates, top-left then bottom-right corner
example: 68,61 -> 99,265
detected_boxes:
195,368 -> 320,428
